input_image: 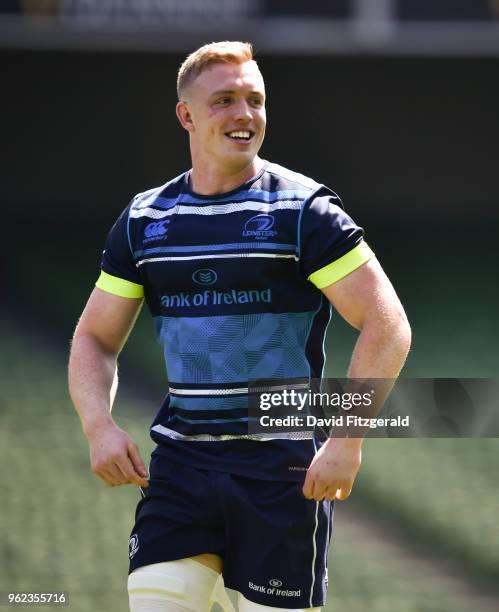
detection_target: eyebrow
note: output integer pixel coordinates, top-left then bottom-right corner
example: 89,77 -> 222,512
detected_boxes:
210,89 -> 264,97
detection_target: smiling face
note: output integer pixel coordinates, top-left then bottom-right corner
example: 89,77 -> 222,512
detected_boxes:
176,60 -> 266,177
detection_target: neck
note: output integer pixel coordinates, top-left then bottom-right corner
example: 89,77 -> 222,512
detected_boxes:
188,157 -> 264,195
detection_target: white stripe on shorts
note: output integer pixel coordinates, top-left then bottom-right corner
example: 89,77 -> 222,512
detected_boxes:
309,501 -> 319,607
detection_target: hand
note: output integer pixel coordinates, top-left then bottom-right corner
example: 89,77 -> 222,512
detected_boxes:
86,421 -> 149,488
302,438 -> 362,501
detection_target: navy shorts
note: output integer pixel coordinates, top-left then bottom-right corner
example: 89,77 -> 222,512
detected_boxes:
128,453 -> 334,608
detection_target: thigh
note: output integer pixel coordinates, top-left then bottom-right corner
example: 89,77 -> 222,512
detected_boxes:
128,456 -> 226,574
238,592 -> 321,611
191,553 -> 223,573
128,558 -> 220,612
220,475 -> 333,609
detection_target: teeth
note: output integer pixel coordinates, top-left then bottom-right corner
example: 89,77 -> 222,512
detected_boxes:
229,131 -> 251,139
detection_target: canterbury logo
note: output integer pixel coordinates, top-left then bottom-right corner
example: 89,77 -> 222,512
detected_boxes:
144,220 -> 170,238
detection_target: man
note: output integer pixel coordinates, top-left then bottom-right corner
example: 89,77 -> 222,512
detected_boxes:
68,41 -> 411,612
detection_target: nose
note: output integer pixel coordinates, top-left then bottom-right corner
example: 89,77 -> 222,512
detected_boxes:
233,98 -> 252,122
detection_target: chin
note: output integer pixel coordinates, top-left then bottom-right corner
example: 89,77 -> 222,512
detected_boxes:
221,151 -> 255,170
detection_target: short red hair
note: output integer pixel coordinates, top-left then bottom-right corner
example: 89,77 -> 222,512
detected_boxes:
177,41 -> 254,100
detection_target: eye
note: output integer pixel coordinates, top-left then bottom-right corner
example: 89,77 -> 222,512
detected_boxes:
249,97 -> 264,108
214,97 -> 231,106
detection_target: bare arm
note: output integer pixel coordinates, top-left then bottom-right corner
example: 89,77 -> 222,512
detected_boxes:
68,287 -> 149,488
302,257 -> 412,501
324,257 -> 411,379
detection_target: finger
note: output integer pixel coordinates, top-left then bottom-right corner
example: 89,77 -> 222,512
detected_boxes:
311,479 -> 328,501
114,459 -> 140,486
127,443 -> 149,486
107,464 -> 129,485
336,483 -> 353,501
324,487 -> 338,501
96,468 -> 122,487
92,461 -> 123,486
116,456 -> 148,488
302,473 -> 314,499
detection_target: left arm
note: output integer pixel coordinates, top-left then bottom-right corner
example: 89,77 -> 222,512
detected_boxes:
302,257 -> 412,501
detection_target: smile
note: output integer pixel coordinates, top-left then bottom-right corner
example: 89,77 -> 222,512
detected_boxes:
226,130 -> 254,143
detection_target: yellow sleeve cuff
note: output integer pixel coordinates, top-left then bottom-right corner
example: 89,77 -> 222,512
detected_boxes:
308,241 -> 374,289
95,270 -> 144,299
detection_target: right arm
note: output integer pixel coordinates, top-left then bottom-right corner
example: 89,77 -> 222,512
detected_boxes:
68,287 -> 149,488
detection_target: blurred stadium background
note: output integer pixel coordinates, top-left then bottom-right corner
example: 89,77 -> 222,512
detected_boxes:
1,1 -> 498,610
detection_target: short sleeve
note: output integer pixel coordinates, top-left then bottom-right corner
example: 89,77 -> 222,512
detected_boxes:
95,206 -> 144,299
299,189 -> 374,289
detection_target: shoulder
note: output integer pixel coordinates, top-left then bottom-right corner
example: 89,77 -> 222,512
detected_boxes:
261,162 -> 341,206
129,172 -> 188,214
262,162 -> 320,193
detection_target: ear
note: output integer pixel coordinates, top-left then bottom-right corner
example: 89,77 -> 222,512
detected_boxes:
176,101 -> 194,132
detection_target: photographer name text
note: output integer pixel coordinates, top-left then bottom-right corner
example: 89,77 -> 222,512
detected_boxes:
259,414 -> 410,429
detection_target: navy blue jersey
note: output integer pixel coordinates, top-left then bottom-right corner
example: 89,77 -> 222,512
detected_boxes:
96,161 -> 373,480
